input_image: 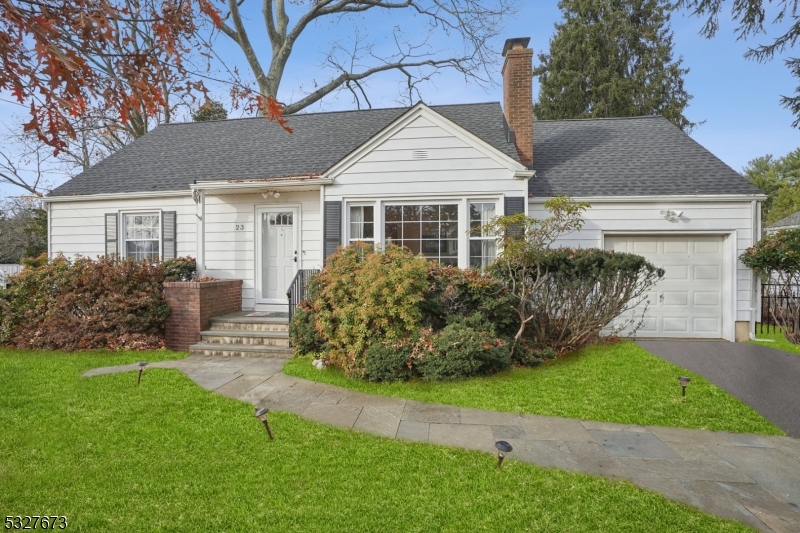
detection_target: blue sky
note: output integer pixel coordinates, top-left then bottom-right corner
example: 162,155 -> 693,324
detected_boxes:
1,0 -> 798,198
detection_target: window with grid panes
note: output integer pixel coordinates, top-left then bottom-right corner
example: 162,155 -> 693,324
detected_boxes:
384,204 -> 458,265
349,205 -> 375,247
124,214 -> 160,260
469,202 -> 497,270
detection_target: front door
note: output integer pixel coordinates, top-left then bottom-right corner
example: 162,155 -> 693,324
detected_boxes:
256,207 -> 299,305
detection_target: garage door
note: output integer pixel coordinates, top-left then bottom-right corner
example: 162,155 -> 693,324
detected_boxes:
604,235 -> 724,339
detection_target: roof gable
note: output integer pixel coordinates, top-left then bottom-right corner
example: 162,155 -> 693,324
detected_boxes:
324,103 -> 525,179
769,210 -> 800,228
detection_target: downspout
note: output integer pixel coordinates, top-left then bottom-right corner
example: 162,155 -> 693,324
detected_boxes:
45,200 -> 51,259
193,187 -> 205,277
749,199 -> 772,341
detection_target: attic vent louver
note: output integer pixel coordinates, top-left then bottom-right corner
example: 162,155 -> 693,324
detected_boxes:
412,150 -> 429,159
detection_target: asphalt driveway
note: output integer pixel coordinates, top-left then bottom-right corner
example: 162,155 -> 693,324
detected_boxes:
638,340 -> 800,437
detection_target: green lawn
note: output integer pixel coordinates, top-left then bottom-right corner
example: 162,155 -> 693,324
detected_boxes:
751,326 -> 800,356
284,341 -> 782,435
0,349 -> 753,532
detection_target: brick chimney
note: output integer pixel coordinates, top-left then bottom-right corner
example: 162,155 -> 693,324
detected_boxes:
502,37 -> 533,167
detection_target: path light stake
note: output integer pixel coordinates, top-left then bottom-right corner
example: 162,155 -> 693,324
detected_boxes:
678,376 -> 691,399
495,441 -> 513,469
137,361 -> 147,386
255,407 -> 274,440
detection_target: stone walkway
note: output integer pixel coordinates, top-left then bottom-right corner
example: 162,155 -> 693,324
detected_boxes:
85,355 -> 800,533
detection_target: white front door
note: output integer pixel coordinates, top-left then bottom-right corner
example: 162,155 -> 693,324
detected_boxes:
256,207 -> 299,304
605,235 -> 725,339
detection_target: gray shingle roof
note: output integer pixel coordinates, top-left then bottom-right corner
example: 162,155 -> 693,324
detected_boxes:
49,102 -> 519,196
529,116 -> 762,197
768,210 -> 800,229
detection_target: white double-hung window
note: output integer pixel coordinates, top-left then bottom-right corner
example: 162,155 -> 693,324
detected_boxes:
349,205 -> 375,247
124,214 -> 160,260
469,202 -> 497,270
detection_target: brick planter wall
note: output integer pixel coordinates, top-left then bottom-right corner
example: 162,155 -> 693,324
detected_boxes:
164,279 -> 242,351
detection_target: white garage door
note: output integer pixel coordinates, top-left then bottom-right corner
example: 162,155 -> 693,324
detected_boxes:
604,235 -> 725,339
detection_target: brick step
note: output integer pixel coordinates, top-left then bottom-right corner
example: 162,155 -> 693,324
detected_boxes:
209,316 -> 289,332
200,329 -> 290,347
188,342 -> 293,359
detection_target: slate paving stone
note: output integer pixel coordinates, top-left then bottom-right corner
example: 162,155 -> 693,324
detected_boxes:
504,439 -> 581,472
213,375 -> 268,399
565,441 -> 624,479
717,432 -> 785,449
339,391 -> 406,409
302,403 -> 363,429
262,373 -> 299,388
492,425 -> 527,439
396,420 -> 430,442
258,386 -> 321,415
428,423 -> 495,453
664,442 -> 725,462
590,429 -> 682,459
459,407 -> 522,426
197,362 -> 250,374
402,401 -> 460,424
314,389 -> 345,405
186,371 -> 240,391
647,425 -> 733,446
710,445 -> 800,508
716,482 -> 800,533
237,383 -> 280,404
582,420 -> 649,432
353,407 -> 403,438
238,361 -> 285,376
629,476 -> 766,532
519,417 -> 594,443
615,457 -> 756,483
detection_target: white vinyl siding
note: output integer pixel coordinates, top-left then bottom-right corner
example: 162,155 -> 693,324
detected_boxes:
49,196 -> 195,260
327,115 -> 527,199
202,190 -> 321,310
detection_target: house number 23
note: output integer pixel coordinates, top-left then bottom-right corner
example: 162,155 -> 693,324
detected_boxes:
235,224 -> 245,230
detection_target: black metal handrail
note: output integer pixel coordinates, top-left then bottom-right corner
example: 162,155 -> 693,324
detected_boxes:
286,269 -> 320,328
760,282 -> 800,334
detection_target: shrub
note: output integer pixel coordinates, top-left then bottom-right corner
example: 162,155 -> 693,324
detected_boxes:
163,256 -> 197,281
414,313 -> 511,381
363,340 -> 415,382
491,247 -> 664,354
741,229 -> 800,343
310,243 -> 428,376
422,263 -> 518,338
0,254 -> 176,350
289,305 -> 327,354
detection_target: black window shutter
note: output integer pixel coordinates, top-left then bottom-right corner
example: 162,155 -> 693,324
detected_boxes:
105,213 -> 118,256
504,197 -> 525,239
324,201 -> 342,263
162,211 -> 177,259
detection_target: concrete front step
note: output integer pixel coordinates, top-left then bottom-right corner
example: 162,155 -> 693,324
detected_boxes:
200,329 -> 290,347
209,316 -> 289,332
188,342 -> 293,359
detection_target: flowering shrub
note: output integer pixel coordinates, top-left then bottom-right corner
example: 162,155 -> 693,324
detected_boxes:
0,254 -> 193,350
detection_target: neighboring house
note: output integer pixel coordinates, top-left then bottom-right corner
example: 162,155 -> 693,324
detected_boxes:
766,210 -> 800,233
0,264 -> 23,289
43,37 -> 765,342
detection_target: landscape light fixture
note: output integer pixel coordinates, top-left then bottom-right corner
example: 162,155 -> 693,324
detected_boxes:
678,376 -> 691,398
137,361 -> 147,386
254,407 -> 274,440
495,441 -> 513,469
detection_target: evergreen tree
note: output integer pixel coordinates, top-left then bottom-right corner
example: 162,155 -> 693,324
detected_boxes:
743,149 -> 800,226
192,101 -> 228,122
535,0 -> 695,132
